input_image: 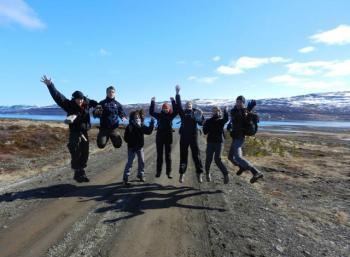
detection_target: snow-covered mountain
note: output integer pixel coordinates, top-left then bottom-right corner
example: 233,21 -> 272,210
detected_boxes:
1,91 -> 350,121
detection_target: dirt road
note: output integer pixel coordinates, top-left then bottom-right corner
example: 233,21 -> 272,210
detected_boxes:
0,129 -> 349,257
0,133 -> 223,257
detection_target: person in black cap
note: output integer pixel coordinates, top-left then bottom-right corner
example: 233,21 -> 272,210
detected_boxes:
94,85 -> 127,149
227,95 -> 263,183
41,75 -> 98,183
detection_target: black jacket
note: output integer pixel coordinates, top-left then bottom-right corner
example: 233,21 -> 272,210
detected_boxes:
229,107 -> 249,139
228,101 -> 256,139
203,110 -> 229,143
98,97 -> 126,129
149,98 -> 178,142
176,94 -> 204,139
46,83 -> 98,132
124,120 -> 154,149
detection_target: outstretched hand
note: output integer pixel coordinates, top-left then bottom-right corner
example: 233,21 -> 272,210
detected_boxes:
40,75 -> 53,86
175,85 -> 180,94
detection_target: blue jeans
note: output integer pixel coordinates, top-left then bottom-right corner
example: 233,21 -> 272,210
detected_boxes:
123,148 -> 145,180
228,138 -> 259,175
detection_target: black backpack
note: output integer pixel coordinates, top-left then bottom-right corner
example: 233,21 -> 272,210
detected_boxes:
244,112 -> 259,136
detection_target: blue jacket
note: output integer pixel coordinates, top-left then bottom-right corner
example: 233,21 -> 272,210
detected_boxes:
98,97 -> 126,129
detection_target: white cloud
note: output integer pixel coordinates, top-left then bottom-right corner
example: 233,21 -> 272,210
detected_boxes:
217,56 -> 290,75
286,60 -> 350,77
298,46 -> 315,53
216,65 -> 243,75
212,56 -> 221,62
188,76 -> 218,84
326,60 -> 350,77
0,0 -> 45,29
99,48 -> 111,56
267,74 -> 302,84
287,61 -> 332,76
267,74 -> 348,90
310,25 -> 350,45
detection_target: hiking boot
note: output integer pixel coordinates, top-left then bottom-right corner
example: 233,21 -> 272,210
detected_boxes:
80,169 -> 90,182
123,177 -> 131,186
73,170 -> 84,183
166,172 -> 173,179
236,167 -> 246,176
137,174 -> 146,182
197,173 -> 203,183
205,172 -> 212,182
250,173 -> 264,184
155,171 -> 161,178
179,174 -> 185,183
223,174 -> 229,184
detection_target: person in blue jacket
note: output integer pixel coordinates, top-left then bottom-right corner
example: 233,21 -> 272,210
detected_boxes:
94,86 -> 127,149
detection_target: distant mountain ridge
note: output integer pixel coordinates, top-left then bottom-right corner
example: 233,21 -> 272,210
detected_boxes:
1,91 -> 350,121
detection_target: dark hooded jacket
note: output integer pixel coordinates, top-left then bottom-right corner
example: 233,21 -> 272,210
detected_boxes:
203,109 -> 229,143
124,119 -> 154,149
46,83 -> 98,132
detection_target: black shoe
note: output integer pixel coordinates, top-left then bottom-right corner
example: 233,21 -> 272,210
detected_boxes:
155,171 -> 161,178
73,170 -> 84,183
250,173 -> 264,183
166,173 -> 173,179
123,178 -> 131,186
236,168 -> 246,176
137,174 -> 146,182
80,169 -> 90,182
223,174 -> 229,184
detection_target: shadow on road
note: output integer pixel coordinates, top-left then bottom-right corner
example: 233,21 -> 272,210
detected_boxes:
0,182 -> 226,222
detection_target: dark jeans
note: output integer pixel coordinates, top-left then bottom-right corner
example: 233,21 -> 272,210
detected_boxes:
179,136 -> 204,174
67,131 -> 89,170
205,142 -> 228,175
156,137 -> 172,174
123,148 -> 145,180
228,137 -> 260,175
97,128 -> 122,148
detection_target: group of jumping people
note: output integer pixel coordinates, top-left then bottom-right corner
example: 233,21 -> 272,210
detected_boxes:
41,75 -> 264,186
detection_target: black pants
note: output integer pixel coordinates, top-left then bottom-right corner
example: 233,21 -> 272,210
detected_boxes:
97,128 -> 122,148
156,136 -> 172,174
67,131 -> 89,170
179,136 -> 204,174
205,142 -> 228,175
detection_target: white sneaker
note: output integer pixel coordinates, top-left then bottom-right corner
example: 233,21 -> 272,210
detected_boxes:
197,173 -> 203,183
205,172 -> 212,182
179,174 -> 185,183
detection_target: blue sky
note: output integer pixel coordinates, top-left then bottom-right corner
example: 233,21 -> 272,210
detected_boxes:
0,0 -> 350,106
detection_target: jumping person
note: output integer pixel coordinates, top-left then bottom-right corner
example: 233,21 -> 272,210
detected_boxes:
41,75 -> 98,182
203,106 -> 229,184
228,96 -> 263,183
149,88 -> 178,179
94,86 -> 127,149
176,85 -> 205,183
123,110 -> 154,186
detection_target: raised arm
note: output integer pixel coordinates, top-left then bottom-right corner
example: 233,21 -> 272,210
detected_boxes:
222,107 -> 229,125
149,97 -> 160,119
175,85 -> 184,118
41,75 -> 70,111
